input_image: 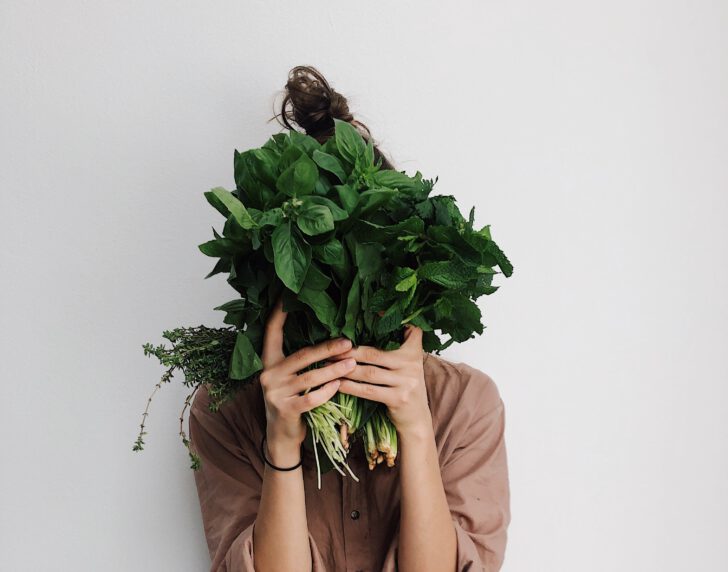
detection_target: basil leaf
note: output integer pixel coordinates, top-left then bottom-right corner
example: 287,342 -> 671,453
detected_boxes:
276,153 -> 319,196
312,239 -> 345,266
299,286 -> 339,334
229,331 -> 263,380
198,237 -> 239,257
334,118 -> 366,163
271,221 -> 311,293
342,273 -> 361,341
204,187 -> 257,229
302,261 -> 332,291
335,184 -> 359,213
296,204 -> 334,236
303,195 -> 349,221
354,241 -> 383,278
312,149 -> 347,183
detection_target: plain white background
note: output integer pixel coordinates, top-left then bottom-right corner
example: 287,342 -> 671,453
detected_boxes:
1,1 -> 726,570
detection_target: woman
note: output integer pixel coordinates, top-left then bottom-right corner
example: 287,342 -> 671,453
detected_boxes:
189,66 -> 511,572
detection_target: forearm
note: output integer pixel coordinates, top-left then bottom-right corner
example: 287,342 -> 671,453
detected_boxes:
398,422 -> 457,572
252,436 -> 312,572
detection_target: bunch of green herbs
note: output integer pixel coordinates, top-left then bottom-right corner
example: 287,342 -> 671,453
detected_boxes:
136,119 -> 513,487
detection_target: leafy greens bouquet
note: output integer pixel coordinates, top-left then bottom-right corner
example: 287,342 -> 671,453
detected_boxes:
136,119 -> 513,487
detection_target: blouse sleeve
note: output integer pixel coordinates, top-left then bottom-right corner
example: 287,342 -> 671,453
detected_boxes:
442,374 -> 511,571
188,387 -> 327,572
381,370 -> 511,572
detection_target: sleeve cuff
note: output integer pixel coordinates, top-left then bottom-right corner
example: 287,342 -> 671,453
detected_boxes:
221,521 -> 327,571
380,520 -> 497,572
454,518 -> 483,571
454,518 -> 505,572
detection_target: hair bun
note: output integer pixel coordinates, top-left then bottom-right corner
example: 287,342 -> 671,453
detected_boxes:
279,65 -> 355,140
272,65 -> 395,170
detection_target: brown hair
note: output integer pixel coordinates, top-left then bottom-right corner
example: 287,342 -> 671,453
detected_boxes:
271,65 -> 396,170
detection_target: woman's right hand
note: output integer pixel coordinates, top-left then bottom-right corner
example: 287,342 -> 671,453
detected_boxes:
259,297 -> 356,465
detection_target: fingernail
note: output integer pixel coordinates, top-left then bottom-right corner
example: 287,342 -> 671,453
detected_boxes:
341,358 -> 356,368
337,338 -> 352,348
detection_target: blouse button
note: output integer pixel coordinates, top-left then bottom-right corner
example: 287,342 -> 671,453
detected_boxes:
350,509 -> 360,520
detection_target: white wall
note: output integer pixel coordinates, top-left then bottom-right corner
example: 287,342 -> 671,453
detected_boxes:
2,1 -> 726,570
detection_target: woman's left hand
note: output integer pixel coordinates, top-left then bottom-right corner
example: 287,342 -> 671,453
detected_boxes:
333,325 -> 432,438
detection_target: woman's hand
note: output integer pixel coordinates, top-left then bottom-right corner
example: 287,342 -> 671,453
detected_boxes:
334,325 -> 432,439
260,297 -> 357,463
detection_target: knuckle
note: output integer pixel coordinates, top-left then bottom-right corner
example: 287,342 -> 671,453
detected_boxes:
259,370 -> 271,387
401,385 -> 415,401
301,393 -> 317,409
338,359 -> 354,372
298,346 -> 314,364
366,365 -> 380,381
297,370 -> 313,387
361,346 -> 377,363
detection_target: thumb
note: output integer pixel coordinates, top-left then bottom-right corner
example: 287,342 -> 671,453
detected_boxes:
402,324 -> 423,347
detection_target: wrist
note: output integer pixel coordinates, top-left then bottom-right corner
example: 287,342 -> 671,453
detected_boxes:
397,417 -> 435,444
265,431 -> 304,467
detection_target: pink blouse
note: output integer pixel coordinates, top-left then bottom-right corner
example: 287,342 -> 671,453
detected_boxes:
189,351 -> 511,571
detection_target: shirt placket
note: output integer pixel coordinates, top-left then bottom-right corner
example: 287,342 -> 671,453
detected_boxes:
342,463 -> 370,572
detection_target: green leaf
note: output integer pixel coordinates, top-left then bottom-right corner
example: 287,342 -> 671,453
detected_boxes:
364,137 -> 375,166
233,150 -> 276,209
276,153 -> 319,196
256,208 -> 284,227
312,239 -> 345,266
296,204 -> 335,236
484,239 -> 514,277
204,257 -> 231,278
395,269 -> 417,292
198,237 -> 239,257
335,184 -> 359,213
229,331 -> 263,380
375,303 -> 404,336
222,215 -> 250,242
213,299 -> 248,328
371,169 -> 418,192
444,295 -> 483,342
352,188 -> 397,217
431,195 -> 465,226
213,299 -> 246,313
342,274 -> 361,340
303,195 -> 349,221
422,330 -> 444,352
271,221 -> 311,293
298,286 -> 339,334
302,261 -> 331,290
418,259 -> 478,289
204,187 -> 257,229
403,308 -> 431,330
289,130 -> 321,154
334,118 -> 366,163
312,149 -> 347,183
354,242 -> 383,278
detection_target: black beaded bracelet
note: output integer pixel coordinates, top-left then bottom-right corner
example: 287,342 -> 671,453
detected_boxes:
260,436 -> 303,471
